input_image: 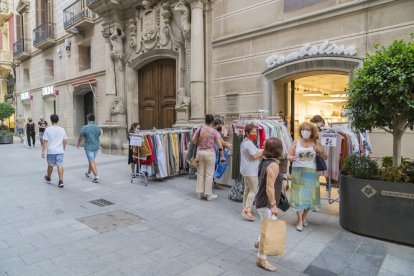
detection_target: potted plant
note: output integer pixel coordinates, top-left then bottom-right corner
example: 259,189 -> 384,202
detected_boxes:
0,102 -> 15,144
340,38 -> 414,245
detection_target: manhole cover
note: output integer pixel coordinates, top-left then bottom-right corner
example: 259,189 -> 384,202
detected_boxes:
77,210 -> 143,233
89,198 -> 114,207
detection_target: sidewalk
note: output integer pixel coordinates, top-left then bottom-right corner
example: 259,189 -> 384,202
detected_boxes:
0,142 -> 413,275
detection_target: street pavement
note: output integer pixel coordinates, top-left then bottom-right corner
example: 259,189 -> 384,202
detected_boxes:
1,140 -> 413,276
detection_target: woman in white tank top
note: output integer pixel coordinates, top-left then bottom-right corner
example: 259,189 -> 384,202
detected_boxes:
287,122 -> 328,231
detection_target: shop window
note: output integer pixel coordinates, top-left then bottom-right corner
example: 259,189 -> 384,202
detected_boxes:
78,45 -> 91,71
23,68 -> 30,87
45,59 -> 54,82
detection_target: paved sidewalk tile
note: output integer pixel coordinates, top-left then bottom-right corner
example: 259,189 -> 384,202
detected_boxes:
1,144 -> 413,275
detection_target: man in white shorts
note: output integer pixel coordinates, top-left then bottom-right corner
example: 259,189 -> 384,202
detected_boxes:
41,114 -> 67,188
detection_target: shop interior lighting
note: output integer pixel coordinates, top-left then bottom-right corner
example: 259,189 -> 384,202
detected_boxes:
319,99 -> 348,103
329,92 -> 348,98
303,93 -> 323,97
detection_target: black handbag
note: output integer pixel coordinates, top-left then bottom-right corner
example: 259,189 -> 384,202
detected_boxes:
316,154 -> 327,171
278,193 -> 290,212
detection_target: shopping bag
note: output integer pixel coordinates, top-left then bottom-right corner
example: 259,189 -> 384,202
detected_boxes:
259,219 -> 286,256
23,137 -> 27,146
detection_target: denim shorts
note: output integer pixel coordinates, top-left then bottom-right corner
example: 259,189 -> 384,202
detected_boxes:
85,150 -> 97,162
47,154 -> 64,166
18,128 -> 24,135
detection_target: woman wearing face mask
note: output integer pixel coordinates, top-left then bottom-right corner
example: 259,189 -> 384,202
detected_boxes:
310,115 -> 326,133
240,124 -> 263,221
287,122 -> 328,231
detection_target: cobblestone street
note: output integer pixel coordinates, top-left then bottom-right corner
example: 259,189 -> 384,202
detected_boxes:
1,142 -> 413,275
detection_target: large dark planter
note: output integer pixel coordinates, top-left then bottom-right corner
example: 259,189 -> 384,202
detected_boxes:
0,135 -> 13,144
340,174 -> 414,245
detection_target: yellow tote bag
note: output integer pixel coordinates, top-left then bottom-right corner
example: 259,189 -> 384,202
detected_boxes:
259,219 -> 286,256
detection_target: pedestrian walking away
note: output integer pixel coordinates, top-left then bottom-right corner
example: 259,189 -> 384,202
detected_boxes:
16,115 -> 26,143
41,114 -> 67,188
287,122 -> 328,231
77,114 -> 102,183
240,123 -> 263,221
255,137 -> 284,272
26,117 -> 36,148
38,116 -> 48,146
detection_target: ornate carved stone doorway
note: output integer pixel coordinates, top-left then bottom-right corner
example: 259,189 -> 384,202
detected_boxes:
138,59 -> 176,130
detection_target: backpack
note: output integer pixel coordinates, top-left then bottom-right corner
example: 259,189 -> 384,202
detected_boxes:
228,178 -> 244,202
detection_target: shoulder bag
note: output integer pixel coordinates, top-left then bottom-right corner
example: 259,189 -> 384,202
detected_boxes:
189,127 -> 202,169
315,153 -> 327,171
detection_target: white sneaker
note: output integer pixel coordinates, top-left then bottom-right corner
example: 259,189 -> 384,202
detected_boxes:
206,194 -> 218,201
92,176 -> 100,183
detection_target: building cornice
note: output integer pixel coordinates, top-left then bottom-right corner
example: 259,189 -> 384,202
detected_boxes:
212,0 -> 400,47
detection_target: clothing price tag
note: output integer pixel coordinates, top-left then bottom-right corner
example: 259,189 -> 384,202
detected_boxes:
130,136 -> 143,147
320,130 -> 337,147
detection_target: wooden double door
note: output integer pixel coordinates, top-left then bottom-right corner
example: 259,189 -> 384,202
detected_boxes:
138,59 -> 176,130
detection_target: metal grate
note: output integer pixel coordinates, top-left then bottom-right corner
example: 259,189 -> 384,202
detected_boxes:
89,198 -> 114,207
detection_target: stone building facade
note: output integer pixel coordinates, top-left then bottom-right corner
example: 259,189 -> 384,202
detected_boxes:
0,0 -> 15,124
13,0 -> 414,158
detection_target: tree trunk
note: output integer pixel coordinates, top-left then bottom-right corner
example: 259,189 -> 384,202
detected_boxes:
393,130 -> 403,167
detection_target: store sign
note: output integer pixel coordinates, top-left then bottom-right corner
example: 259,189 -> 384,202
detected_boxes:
320,129 -> 337,147
381,191 -> 414,200
265,40 -> 357,69
20,92 -> 30,101
42,86 -> 55,97
130,136 -> 143,147
226,94 -> 239,114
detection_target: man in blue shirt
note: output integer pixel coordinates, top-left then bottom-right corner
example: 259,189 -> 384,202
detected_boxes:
77,114 -> 102,183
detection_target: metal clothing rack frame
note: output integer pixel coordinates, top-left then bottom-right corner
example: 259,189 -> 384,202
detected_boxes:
129,128 -> 193,184
320,121 -> 350,204
129,133 -> 148,186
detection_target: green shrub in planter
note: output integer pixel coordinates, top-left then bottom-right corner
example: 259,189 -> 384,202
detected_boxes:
343,155 -> 379,179
0,130 -> 12,137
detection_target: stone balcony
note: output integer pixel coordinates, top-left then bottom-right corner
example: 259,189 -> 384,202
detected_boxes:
64,0 -> 97,33
33,22 -> 56,49
13,38 -> 31,61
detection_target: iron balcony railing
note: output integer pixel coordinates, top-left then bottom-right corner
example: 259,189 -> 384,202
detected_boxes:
64,0 -> 97,29
13,38 -> 29,56
33,22 -> 55,46
86,0 -> 101,7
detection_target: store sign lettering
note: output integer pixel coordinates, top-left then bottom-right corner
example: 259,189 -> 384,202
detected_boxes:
21,92 -> 30,101
42,86 -> 55,97
381,191 -> 414,200
265,41 -> 357,68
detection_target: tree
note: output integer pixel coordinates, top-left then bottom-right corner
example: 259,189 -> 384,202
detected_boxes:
0,102 -> 15,128
346,38 -> 414,167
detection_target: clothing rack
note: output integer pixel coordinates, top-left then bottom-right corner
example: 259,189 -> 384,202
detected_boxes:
129,128 -> 192,181
129,134 -> 148,186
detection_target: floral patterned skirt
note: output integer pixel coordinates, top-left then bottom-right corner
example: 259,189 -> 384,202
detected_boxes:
290,167 -> 320,211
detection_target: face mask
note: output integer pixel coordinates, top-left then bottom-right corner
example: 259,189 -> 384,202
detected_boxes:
216,126 -> 222,132
301,130 -> 311,139
248,133 -> 257,141
29,120 -> 32,122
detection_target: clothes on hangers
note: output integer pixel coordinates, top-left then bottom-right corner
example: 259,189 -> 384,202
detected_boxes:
231,119 -> 292,180
130,129 -> 191,179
